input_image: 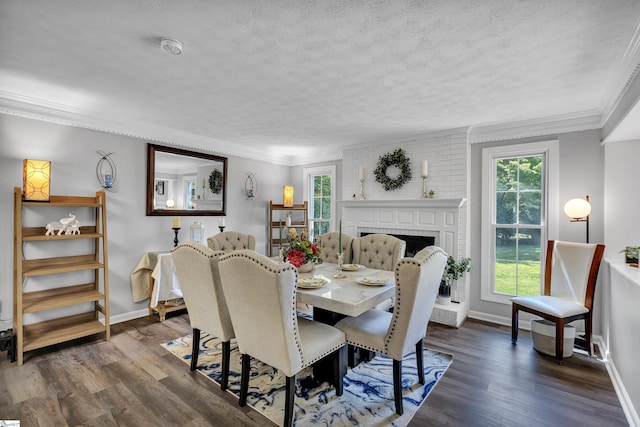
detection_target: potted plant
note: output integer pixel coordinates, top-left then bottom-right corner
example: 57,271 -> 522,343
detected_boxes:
439,256 -> 471,305
620,246 -> 640,264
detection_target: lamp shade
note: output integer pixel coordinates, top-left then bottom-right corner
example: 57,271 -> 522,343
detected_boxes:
283,185 -> 294,207
564,198 -> 591,219
23,159 -> 51,201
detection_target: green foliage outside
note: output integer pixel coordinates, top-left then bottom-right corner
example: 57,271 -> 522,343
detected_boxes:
311,174 -> 332,239
494,155 -> 543,296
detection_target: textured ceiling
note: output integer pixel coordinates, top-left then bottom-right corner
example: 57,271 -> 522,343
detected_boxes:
1,1 -> 640,164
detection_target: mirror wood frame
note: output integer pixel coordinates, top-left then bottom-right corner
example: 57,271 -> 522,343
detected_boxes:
146,143 -> 228,216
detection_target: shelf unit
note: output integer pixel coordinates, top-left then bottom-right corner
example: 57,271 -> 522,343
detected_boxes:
13,187 -> 110,365
268,200 -> 308,256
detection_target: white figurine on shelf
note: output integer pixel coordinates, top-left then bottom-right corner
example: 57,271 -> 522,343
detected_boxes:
45,221 -> 62,236
57,213 -> 76,235
65,220 -> 81,235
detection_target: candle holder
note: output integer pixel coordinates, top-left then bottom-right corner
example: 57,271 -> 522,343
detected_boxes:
172,227 -> 180,248
218,225 -> 226,233
421,176 -> 428,198
357,179 -> 366,200
337,252 -> 344,269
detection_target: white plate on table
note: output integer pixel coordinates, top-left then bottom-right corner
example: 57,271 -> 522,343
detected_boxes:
341,264 -> 366,271
298,277 -> 329,289
355,277 -> 389,286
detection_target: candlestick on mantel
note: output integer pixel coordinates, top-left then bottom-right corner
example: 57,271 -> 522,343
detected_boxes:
358,166 -> 365,181
357,168 -> 366,200
421,160 -> 429,178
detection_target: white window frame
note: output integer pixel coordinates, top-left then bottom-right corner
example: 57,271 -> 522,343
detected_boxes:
481,140 -> 559,304
303,165 -> 336,239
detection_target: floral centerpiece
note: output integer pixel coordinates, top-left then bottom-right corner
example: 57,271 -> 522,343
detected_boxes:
283,228 -> 322,269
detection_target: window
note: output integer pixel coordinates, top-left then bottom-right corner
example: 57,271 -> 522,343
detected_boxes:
481,141 -> 558,304
304,165 -> 336,241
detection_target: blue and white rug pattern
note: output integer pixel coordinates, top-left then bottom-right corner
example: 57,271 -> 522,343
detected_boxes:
162,334 -> 452,427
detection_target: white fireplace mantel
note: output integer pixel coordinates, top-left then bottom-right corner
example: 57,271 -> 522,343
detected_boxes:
337,198 -> 466,209
337,197 -> 468,327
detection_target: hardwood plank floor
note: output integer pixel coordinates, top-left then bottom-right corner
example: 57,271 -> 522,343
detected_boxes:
0,313 -> 628,426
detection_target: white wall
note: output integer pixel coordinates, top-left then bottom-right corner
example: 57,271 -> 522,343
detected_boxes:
468,129 -> 606,328
0,114 -> 289,330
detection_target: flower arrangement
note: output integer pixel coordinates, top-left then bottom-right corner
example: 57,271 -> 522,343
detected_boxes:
283,228 -> 322,267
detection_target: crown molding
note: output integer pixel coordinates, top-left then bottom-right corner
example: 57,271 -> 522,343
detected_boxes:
0,90 -> 292,165
468,111 -> 602,144
600,15 -> 640,127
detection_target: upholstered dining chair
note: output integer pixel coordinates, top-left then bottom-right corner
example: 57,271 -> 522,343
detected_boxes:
315,231 -> 354,264
207,230 -> 256,253
171,242 -> 235,390
334,246 -> 448,416
218,250 -> 346,427
352,233 -> 406,271
511,240 -> 605,361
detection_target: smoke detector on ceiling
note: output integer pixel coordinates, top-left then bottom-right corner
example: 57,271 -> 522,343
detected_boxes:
160,38 -> 183,55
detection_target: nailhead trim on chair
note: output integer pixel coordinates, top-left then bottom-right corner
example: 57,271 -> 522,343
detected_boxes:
342,247 -> 448,354
219,250 -> 308,365
172,241 -> 226,260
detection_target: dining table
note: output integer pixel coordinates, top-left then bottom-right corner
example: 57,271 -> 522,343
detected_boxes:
296,262 -> 396,325
295,261 -> 396,379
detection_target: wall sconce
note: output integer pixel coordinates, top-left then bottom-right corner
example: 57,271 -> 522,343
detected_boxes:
23,159 -> 51,201
564,195 -> 591,243
283,185 -> 294,207
245,172 -> 257,199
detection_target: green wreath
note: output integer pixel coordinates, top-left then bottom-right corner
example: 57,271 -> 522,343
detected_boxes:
374,148 -> 412,191
208,169 -> 223,194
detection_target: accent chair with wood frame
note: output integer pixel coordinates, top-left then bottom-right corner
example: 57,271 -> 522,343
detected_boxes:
511,240 -> 605,362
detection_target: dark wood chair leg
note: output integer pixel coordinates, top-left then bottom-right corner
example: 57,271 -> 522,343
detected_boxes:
239,353 -> 251,407
283,375 -> 296,427
348,344 -> 356,368
416,339 -> 425,385
393,359 -> 403,415
511,304 -> 519,344
190,328 -> 200,371
555,320 -> 565,362
220,340 -> 231,391
331,346 -> 346,396
585,314 -> 593,356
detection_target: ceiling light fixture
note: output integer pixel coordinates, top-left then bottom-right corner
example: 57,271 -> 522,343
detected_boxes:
160,38 -> 183,55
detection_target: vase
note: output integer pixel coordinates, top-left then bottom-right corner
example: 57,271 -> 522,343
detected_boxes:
438,278 -> 451,305
297,261 -> 315,273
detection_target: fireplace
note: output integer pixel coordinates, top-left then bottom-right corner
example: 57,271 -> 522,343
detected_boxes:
337,198 -> 468,327
359,232 -> 436,258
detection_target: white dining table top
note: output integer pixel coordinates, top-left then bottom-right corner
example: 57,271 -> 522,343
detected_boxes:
296,263 -> 395,317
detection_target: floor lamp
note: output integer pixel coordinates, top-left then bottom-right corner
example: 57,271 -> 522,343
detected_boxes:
564,195 -> 591,243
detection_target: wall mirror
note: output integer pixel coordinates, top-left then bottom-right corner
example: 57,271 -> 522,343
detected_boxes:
146,143 -> 227,216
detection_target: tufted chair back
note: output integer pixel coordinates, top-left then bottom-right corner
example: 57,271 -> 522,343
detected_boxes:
315,232 -> 354,264
207,231 -> 256,253
352,233 -> 406,271
171,242 -> 235,387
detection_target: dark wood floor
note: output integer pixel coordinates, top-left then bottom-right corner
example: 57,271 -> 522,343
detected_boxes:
0,313 -> 628,427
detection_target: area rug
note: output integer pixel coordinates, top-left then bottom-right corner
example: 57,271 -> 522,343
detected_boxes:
162,334 -> 452,427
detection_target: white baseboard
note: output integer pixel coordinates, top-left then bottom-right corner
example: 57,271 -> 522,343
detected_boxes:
110,309 -> 150,325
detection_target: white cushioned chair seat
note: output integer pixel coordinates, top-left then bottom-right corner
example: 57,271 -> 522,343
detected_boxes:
333,309 -> 392,353
298,318 -> 346,367
511,295 -> 588,318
